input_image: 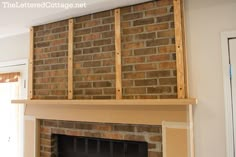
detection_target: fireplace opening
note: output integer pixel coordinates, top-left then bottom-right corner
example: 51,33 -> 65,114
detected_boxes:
57,134 -> 148,157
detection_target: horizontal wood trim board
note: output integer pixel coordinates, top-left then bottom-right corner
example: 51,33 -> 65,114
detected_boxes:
12,99 -> 197,106
24,104 -> 188,125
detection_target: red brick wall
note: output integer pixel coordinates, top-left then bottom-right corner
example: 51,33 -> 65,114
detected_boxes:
0,72 -> 20,83
34,20 -> 68,99
121,0 -> 177,99
33,0 -> 177,99
73,10 -> 116,99
40,120 -> 162,157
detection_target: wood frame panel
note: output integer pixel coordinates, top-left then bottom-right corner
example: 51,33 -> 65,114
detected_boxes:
68,19 -> 74,99
28,27 -> 34,99
19,3 -> 195,157
30,2 -> 189,101
174,0 -> 186,99
115,8 -> 122,99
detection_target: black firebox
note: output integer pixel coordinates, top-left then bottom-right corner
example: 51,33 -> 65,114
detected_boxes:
57,135 -> 148,157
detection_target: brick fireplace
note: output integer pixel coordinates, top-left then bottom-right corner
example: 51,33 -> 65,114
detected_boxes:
32,2 -> 184,155
40,120 -> 162,157
11,0 -> 196,157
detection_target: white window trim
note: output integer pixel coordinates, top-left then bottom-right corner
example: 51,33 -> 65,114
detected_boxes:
221,31 -> 236,157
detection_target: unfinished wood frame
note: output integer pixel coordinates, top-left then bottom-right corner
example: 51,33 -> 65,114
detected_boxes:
28,3 -> 189,101
173,0 -> 186,99
20,2 -> 194,157
115,8 -> 122,99
28,27 -> 34,99
61,2 -> 188,100
68,19 -> 74,99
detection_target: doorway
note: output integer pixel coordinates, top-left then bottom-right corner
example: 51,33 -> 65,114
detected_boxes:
221,31 -> 236,157
0,81 -> 19,157
0,59 -> 27,157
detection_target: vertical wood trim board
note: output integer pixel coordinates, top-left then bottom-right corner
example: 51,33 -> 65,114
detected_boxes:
28,27 -> 34,99
173,0 -> 186,99
188,105 -> 194,157
179,0 -> 195,156
68,19 -> 74,99
115,9 -> 122,99
162,122 -> 167,157
181,0 -> 189,98
35,119 -> 40,157
24,118 -> 35,157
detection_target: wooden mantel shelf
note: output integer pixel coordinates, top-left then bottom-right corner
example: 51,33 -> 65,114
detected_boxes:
11,98 -> 196,125
12,98 -> 197,106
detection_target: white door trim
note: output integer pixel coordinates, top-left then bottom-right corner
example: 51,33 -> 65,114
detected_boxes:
0,59 -> 27,68
0,59 -> 28,157
221,31 -> 236,157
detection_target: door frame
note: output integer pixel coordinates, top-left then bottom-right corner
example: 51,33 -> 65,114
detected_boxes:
0,59 -> 28,157
221,31 -> 236,157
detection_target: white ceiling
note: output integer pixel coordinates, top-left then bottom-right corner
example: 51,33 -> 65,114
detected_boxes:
0,0 -> 151,38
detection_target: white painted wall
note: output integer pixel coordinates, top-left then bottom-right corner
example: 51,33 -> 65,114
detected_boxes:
184,0 -> 236,156
0,33 -> 29,62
